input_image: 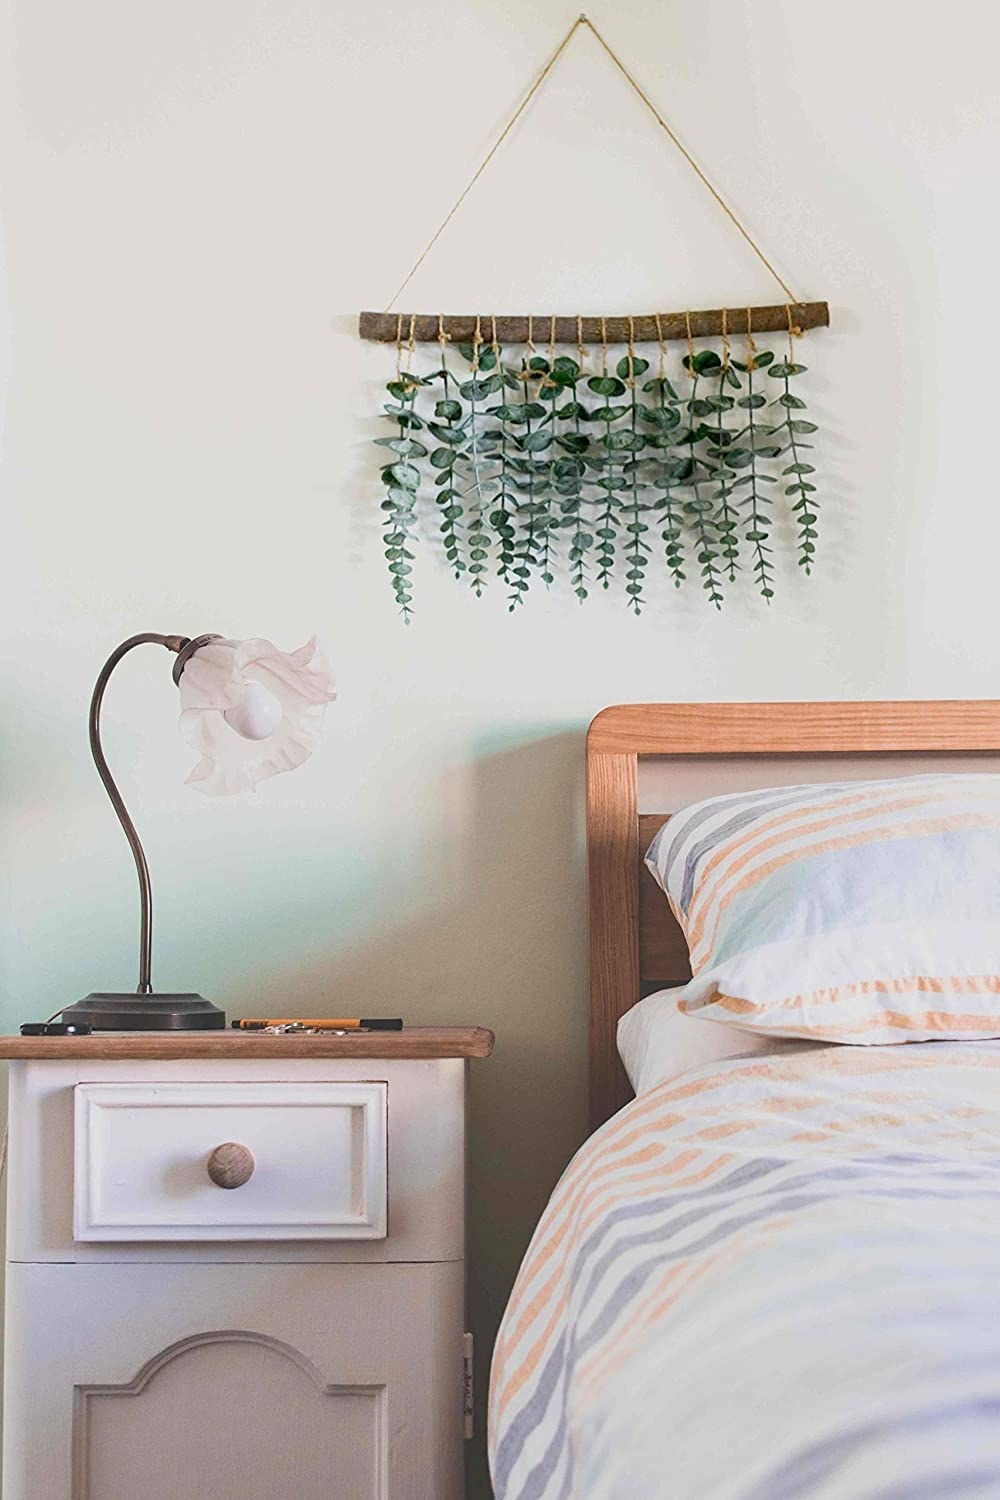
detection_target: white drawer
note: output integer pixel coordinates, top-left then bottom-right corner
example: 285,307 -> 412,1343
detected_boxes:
73,1082 -> 387,1242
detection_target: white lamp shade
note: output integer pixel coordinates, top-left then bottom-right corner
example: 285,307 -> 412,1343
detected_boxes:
178,636 -> 336,795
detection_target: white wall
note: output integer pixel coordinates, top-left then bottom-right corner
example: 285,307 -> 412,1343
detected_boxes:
2,1 -> 999,1491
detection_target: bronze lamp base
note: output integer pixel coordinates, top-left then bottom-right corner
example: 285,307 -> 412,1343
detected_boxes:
62,993 -> 226,1031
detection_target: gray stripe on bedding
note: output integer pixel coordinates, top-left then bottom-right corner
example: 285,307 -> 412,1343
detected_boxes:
744,1395 -> 1000,1500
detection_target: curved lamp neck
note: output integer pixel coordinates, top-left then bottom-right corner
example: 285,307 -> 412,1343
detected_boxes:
89,633 -> 191,994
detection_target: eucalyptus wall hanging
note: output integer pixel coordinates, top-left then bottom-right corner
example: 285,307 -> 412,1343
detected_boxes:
359,15 -> 830,619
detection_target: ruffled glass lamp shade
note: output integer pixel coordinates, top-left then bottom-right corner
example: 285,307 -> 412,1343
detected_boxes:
178,636 -> 336,795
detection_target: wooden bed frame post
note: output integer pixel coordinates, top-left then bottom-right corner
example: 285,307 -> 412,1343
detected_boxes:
586,740 -> 639,1129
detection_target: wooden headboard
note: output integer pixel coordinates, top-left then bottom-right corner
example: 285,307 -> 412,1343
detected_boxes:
586,700 -> 1000,1129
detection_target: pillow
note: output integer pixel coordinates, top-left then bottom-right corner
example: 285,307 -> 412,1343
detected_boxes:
617,987 -> 810,1094
645,772 -> 1000,1044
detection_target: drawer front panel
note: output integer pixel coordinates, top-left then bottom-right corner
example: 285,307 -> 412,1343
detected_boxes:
73,1082 -> 387,1241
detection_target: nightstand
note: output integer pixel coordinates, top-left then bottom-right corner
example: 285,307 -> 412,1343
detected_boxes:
0,1026 -> 493,1500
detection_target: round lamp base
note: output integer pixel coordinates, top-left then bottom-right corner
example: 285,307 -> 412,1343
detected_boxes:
63,993 -> 226,1031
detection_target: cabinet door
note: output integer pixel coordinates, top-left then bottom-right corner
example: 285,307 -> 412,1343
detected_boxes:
3,1262 -> 463,1500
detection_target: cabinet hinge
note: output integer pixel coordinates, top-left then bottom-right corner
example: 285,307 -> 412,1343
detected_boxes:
463,1332 -> 474,1439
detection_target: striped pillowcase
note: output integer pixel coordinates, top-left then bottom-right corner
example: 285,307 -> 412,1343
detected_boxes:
644,772 -> 1000,1044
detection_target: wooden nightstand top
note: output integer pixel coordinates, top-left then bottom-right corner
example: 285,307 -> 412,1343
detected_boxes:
0,1025 -> 494,1061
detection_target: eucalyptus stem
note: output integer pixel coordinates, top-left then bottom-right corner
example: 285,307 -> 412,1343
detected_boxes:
741,358 -> 775,602
683,372 -> 724,608
773,364 -> 819,573
566,393 -> 591,601
509,357 -> 541,609
494,412 -> 516,583
712,365 -> 740,584
624,375 -> 650,614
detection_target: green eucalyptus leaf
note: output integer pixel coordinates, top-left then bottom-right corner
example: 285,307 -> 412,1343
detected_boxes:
434,399 -> 463,421
682,349 -> 722,376
385,377 -> 426,400
553,458 -> 586,480
386,461 -> 420,490
778,393 -> 807,409
520,429 -> 554,452
603,431 -> 645,452
789,419 -> 819,434
641,405 -> 680,429
615,355 -> 650,379
642,376 -> 680,400
768,361 -> 807,377
373,437 -> 428,457
428,424 -> 466,446
737,393 -> 767,409
459,373 -> 503,401
587,375 -> 627,397
428,447 -> 454,470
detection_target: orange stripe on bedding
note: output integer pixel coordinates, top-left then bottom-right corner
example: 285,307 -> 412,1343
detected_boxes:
707,974 -> 1000,1029
690,810 -> 1000,968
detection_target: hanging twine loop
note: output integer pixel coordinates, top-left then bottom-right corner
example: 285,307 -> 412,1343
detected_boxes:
626,314 -> 637,387
720,306 -> 731,369
381,13 -> 799,314
576,314 -> 587,372
600,315 -> 609,377
471,314 -> 483,373
745,306 -> 758,372
786,302 -> 803,362
516,315 -> 537,383
654,312 -> 666,382
437,311 -> 451,373
394,312 -> 404,382
684,310 -> 696,378
537,314 -> 558,390
490,312 -> 501,364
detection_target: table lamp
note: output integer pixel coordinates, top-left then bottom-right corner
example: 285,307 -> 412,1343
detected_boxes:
62,631 -> 336,1031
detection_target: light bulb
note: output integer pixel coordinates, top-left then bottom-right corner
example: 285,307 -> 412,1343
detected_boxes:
223,680 -> 283,741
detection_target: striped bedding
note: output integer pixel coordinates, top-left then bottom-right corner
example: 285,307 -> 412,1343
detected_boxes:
489,1043 -> 1000,1499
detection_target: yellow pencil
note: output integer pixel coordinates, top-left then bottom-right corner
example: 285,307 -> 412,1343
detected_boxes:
233,1017 -> 403,1031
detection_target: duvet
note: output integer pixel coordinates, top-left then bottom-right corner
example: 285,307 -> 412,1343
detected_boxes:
489,1043 -> 1000,1499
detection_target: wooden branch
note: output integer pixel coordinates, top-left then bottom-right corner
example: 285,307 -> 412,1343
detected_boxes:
358,302 -> 830,345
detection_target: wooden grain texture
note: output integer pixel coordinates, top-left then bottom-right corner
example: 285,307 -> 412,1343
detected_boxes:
587,751 -> 639,1130
587,701 -> 1000,756
358,302 -> 830,344
587,701 -> 1000,1129
205,1142 -> 255,1190
0,1026 -> 494,1061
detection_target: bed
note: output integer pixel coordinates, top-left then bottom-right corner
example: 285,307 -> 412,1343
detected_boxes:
489,701 -> 1000,1500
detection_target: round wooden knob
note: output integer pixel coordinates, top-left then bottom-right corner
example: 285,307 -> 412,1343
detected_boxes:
206,1141 -> 255,1189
